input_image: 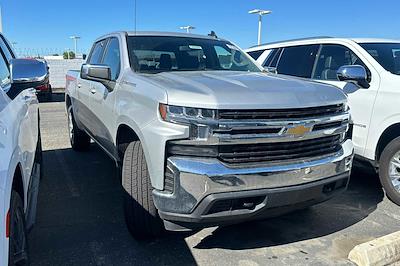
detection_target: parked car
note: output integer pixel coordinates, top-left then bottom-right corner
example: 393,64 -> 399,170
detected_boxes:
247,37 -> 400,205
65,31 -> 353,239
0,33 -> 47,265
35,60 -> 52,101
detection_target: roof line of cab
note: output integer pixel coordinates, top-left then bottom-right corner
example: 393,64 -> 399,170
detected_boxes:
247,37 -> 400,51
94,31 -> 227,43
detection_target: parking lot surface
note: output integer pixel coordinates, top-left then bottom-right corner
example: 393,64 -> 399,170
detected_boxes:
29,94 -> 400,266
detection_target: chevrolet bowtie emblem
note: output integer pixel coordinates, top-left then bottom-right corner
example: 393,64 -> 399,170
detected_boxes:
287,125 -> 312,136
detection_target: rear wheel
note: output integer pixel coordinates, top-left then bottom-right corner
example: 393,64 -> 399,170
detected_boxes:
122,141 -> 165,240
8,191 -> 29,266
379,137 -> 400,205
67,106 -> 90,151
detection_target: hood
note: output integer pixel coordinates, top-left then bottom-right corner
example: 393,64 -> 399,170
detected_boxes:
143,71 -> 347,109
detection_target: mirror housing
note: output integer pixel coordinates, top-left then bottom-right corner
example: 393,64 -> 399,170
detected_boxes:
7,59 -> 49,99
264,66 -> 277,74
337,65 -> 370,89
81,64 -> 111,81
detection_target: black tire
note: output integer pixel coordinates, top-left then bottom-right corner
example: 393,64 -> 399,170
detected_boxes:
8,191 -> 30,266
67,105 -> 90,151
379,137 -> 400,206
122,141 -> 165,240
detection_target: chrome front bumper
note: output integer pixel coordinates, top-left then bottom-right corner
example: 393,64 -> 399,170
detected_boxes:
153,140 -> 353,223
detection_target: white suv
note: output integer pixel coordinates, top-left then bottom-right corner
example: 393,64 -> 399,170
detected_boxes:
247,37 -> 400,205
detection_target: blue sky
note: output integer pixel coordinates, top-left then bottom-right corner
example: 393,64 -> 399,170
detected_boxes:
1,0 -> 399,55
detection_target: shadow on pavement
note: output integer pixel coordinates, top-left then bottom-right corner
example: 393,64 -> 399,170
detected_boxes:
38,92 -> 65,103
29,141 -> 384,264
29,145 -> 196,265
194,167 -> 384,250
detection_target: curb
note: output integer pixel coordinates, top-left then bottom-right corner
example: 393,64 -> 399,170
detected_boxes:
348,231 -> 400,266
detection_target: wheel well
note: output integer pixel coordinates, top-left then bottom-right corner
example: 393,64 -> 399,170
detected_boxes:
12,164 -> 25,207
376,123 -> 400,162
116,124 -> 140,160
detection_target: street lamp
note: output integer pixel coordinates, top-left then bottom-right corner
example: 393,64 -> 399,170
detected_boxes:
248,9 -> 272,45
70,36 -> 81,56
180,26 -> 195,33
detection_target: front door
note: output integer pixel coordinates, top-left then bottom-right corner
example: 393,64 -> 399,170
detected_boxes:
311,44 -> 380,156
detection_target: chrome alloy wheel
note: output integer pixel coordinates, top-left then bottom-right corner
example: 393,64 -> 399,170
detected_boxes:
389,151 -> 400,192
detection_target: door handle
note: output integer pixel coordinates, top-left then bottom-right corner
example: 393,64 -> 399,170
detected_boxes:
90,89 -> 97,94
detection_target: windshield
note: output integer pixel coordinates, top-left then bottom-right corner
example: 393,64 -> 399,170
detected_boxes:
127,36 -> 261,74
359,43 -> 400,75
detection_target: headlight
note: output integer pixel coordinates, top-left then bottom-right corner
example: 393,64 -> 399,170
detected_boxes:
159,103 -> 217,124
159,104 -> 218,140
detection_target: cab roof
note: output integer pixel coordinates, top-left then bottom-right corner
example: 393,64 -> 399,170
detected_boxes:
96,31 -> 227,42
247,37 -> 400,51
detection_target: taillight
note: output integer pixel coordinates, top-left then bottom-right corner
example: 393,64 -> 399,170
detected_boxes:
6,209 -> 10,238
36,84 -> 49,91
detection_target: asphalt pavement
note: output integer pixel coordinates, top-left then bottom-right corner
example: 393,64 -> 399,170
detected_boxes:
29,94 -> 400,266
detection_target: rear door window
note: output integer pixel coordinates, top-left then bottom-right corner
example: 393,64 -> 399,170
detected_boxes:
277,45 -> 319,78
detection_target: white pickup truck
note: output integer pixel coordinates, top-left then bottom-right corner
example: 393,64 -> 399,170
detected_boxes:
247,37 -> 400,205
66,31 -> 353,239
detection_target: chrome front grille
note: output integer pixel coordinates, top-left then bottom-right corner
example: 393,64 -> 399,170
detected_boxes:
168,103 -> 350,165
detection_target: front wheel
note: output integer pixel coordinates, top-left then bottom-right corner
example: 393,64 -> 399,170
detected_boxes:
8,191 -> 29,266
379,137 -> 400,205
122,141 -> 165,240
67,106 -> 90,151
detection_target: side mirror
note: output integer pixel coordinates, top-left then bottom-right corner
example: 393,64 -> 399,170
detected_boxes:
8,59 -> 49,99
337,65 -> 370,89
81,64 -> 111,81
263,66 -> 277,74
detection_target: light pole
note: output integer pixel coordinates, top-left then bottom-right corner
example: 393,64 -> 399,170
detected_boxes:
180,26 -> 195,33
249,9 -> 272,45
70,36 -> 81,57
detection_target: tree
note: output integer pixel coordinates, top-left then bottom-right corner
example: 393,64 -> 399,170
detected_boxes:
63,51 -> 76,59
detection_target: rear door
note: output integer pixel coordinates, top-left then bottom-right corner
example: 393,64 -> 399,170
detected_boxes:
76,39 -> 107,133
89,37 -> 121,157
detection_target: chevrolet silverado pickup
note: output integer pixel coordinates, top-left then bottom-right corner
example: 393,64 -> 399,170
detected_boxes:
65,31 -> 354,239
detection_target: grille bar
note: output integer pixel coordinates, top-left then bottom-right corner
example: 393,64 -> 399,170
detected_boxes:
218,104 -> 344,120
218,135 -> 341,164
